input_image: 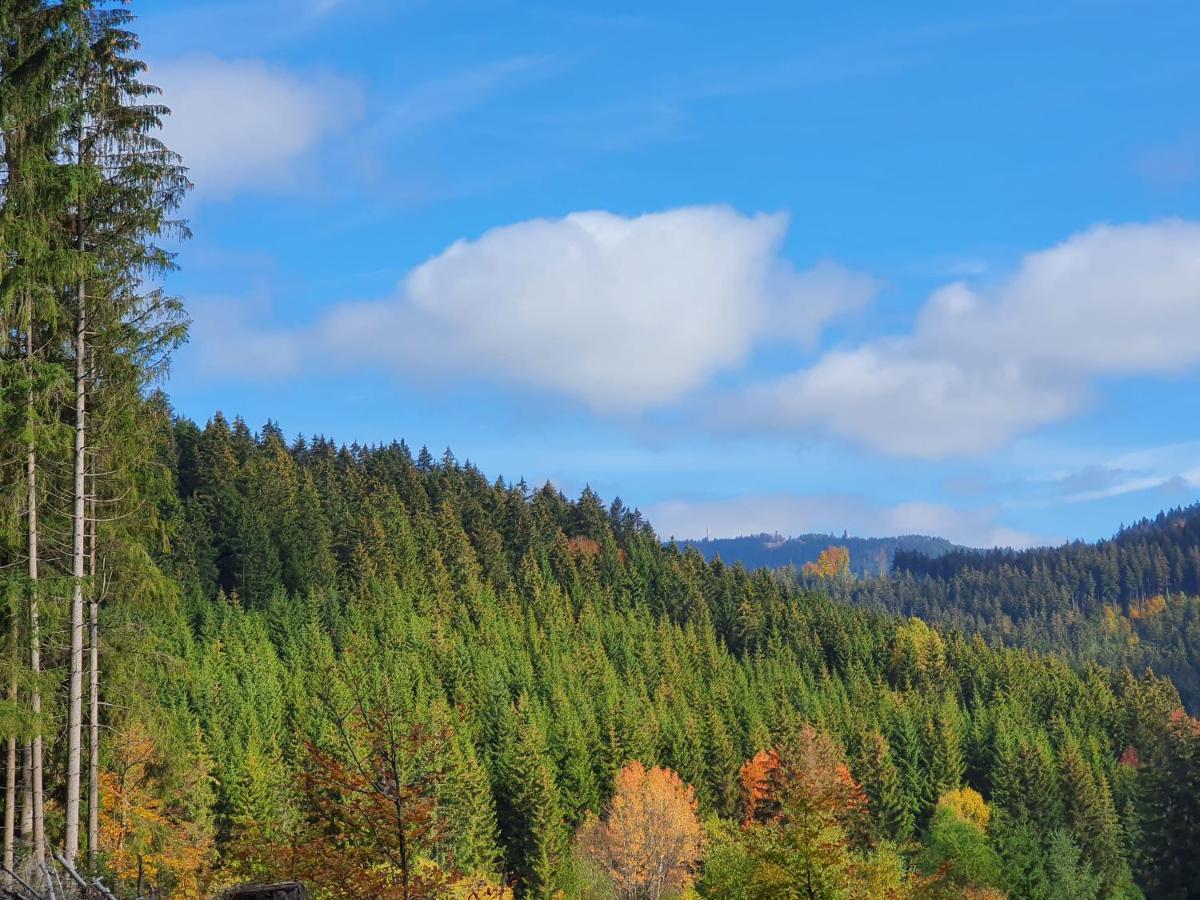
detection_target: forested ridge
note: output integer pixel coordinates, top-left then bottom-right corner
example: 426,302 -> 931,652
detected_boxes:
677,533 -> 960,577
794,505 -> 1200,714
51,411 -> 1200,897
3,2 -> 1200,898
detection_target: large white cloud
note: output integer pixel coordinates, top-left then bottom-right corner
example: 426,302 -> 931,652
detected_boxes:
647,492 -> 1045,549
152,54 -> 361,197
315,206 -> 876,412
731,220 -> 1200,459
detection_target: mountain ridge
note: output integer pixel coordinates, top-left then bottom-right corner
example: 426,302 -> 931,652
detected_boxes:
675,531 -> 964,576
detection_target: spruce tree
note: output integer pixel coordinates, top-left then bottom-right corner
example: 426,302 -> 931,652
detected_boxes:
494,700 -> 567,896
59,0 -> 187,860
439,726 -> 501,876
857,728 -> 913,842
0,0 -> 80,870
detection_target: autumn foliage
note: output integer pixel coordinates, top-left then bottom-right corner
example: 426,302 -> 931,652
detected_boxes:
739,725 -> 868,836
739,749 -> 783,827
577,761 -> 704,899
726,726 -> 880,897
803,545 -> 851,578
936,787 -> 990,832
230,692 -> 452,899
99,723 -> 213,899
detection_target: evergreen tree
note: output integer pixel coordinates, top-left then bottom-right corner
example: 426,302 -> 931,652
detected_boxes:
494,700 -> 567,896
856,728 -> 913,842
438,726 -> 501,877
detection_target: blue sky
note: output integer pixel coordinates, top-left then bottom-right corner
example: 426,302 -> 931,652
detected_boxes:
141,0 -> 1200,547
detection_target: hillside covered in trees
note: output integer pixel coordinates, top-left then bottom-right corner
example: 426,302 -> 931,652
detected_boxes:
8,409 -> 1199,897
3,2 -> 1200,899
795,505 -> 1200,714
679,533 -> 961,577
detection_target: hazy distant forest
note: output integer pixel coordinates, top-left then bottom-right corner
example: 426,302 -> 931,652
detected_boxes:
2,2 -> 1200,899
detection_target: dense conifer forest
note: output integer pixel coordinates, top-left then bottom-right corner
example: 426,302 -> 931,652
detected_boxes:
8,403 -> 1200,898
3,2 -> 1200,898
792,506 -> 1200,714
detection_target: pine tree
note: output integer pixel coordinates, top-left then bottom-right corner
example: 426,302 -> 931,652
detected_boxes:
856,728 -> 913,842
927,696 -> 966,798
891,706 -> 931,829
0,0 -> 80,869
1059,737 -> 1130,894
1044,829 -> 1102,900
1136,709 -> 1200,898
438,727 -> 501,877
63,3 -> 187,856
493,700 -> 567,897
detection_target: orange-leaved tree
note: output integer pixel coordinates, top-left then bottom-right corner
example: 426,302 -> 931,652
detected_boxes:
802,546 -> 850,578
735,725 -> 872,897
577,761 -> 704,899
99,722 -> 214,899
232,700 -> 451,899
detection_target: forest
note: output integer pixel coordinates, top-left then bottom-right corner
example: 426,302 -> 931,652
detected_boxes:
793,506 -> 1200,713
4,403 -> 1200,898
2,1 -> 1200,898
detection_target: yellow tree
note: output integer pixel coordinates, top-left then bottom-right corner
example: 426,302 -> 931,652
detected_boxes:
577,761 -> 704,899
99,723 -> 213,899
803,546 -> 850,578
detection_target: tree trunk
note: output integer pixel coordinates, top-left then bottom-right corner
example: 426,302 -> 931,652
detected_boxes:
4,586 -> 19,883
65,273 -> 87,864
3,694 -> 15,886
26,328 -> 46,871
87,475 -> 99,871
21,744 -> 31,846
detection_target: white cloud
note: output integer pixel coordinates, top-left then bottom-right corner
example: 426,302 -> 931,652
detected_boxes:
311,206 -> 876,412
152,54 -> 362,197
734,346 -> 1083,457
647,492 -> 1045,548
730,220 -> 1200,459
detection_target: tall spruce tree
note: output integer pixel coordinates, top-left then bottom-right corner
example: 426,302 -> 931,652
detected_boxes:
0,0 -> 80,872
59,0 -> 187,863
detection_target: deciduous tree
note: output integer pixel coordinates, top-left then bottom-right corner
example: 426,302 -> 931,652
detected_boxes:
577,761 -> 703,900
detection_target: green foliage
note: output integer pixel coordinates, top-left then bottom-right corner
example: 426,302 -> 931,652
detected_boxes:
802,504 -> 1200,714
5,389 -> 1200,895
918,802 -> 1002,892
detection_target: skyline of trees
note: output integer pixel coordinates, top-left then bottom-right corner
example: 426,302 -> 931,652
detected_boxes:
3,2 -> 1200,898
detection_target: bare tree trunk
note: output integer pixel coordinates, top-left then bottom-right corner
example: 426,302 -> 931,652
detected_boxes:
4,590 -> 19,883
65,274 -> 87,864
18,742 -> 31,883
3,687 -> 15,887
20,743 -> 31,845
87,475 -> 99,871
26,329 -> 46,871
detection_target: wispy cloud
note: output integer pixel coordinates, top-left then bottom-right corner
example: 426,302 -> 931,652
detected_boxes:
377,56 -> 558,140
665,12 -> 1049,103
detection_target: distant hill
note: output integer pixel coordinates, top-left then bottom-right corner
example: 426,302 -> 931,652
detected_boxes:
675,532 -> 962,576
807,500 -> 1200,712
